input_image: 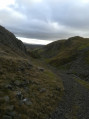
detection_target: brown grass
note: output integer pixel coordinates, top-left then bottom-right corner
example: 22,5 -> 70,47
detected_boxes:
0,55 -> 64,119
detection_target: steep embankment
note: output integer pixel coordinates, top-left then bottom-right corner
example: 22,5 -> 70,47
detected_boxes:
0,26 -> 64,119
37,36 -> 89,81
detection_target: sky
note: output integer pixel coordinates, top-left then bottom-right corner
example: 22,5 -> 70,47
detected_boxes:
0,0 -> 89,44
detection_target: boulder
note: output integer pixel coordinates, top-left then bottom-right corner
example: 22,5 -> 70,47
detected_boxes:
0,25 -> 27,54
14,80 -> 21,86
40,88 -> 46,93
5,84 -> 13,90
38,67 -> 45,72
23,98 -> 32,106
16,91 -> 23,100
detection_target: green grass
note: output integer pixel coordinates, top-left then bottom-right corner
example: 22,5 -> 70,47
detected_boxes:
34,37 -> 89,69
47,47 -> 78,68
74,78 -> 89,90
78,43 -> 89,50
58,63 -> 71,70
84,50 -> 89,64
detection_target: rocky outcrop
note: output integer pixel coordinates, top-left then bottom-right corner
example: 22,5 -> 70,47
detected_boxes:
0,25 -> 26,54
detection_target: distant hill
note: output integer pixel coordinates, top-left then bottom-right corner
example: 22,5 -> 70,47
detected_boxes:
24,43 -> 44,50
37,36 -> 89,81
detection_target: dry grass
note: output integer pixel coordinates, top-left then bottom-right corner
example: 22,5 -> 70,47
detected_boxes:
0,55 -> 64,119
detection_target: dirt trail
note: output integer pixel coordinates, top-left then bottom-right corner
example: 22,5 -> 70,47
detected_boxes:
48,72 -> 89,119
31,59 -> 89,119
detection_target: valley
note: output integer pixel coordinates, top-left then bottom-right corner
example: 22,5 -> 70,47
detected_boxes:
0,26 -> 89,119
0,26 -> 63,119
30,57 -> 89,119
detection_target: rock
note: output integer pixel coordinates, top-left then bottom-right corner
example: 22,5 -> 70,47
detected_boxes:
4,96 -> 10,102
27,63 -> 33,69
16,91 -> 23,100
24,87 -> 30,92
38,67 -> 45,72
6,111 -> 16,117
0,70 -> 3,75
0,25 -> 27,54
0,91 -> 4,95
18,66 -> 25,71
3,115 -> 12,119
40,88 -> 46,93
6,105 -> 14,111
14,80 -> 21,86
14,80 -> 29,87
5,84 -> 13,90
25,100 -> 32,106
16,114 -> 22,119
23,98 -> 32,106
55,87 -> 61,91
19,100 -> 24,106
22,80 -> 29,86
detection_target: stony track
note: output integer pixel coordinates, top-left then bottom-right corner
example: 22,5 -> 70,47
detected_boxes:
48,72 -> 89,119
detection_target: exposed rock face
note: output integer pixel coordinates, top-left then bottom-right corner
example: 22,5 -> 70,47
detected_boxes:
0,25 -> 26,54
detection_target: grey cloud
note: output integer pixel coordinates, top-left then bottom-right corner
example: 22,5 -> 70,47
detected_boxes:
50,1 -> 89,29
0,0 -> 89,41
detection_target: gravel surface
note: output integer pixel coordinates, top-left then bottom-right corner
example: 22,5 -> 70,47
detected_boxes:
48,72 -> 89,119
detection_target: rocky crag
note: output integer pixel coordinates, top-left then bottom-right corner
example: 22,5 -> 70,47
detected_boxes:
0,25 -> 26,56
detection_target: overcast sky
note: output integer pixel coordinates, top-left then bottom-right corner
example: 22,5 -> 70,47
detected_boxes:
0,0 -> 89,44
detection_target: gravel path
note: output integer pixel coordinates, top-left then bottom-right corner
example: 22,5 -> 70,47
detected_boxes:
48,72 -> 89,119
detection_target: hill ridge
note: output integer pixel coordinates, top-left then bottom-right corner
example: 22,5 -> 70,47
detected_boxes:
0,25 -> 26,55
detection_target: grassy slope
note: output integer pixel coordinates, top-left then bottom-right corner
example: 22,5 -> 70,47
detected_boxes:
23,36 -> 89,119
37,36 -> 89,68
74,77 -> 89,90
0,46 -> 64,119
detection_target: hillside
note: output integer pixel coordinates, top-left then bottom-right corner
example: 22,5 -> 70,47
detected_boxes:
29,36 -> 89,119
0,26 -> 63,119
1,25 -> 89,119
0,26 -> 27,57
35,36 -> 89,81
